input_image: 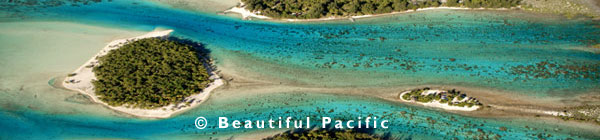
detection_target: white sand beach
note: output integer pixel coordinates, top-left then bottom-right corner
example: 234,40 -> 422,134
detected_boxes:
62,29 -> 224,118
224,3 -> 514,22
488,104 -> 572,117
399,90 -> 480,111
224,2 -> 270,20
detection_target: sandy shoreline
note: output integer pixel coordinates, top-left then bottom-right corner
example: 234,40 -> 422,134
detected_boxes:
62,29 -> 224,119
224,3 -> 517,22
397,90 -> 480,111
223,2 -> 270,20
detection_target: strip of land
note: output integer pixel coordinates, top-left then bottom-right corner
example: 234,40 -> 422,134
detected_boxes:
398,88 -> 481,111
223,0 -> 600,21
224,0 -> 520,22
225,4 -> 516,22
62,29 -> 224,118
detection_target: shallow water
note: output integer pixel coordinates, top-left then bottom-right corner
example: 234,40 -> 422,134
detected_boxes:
5,1 -> 599,95
0,21 -> 150,116
0,0 -> 599,139
1,91 -> 599,139
148,0 -> 240,14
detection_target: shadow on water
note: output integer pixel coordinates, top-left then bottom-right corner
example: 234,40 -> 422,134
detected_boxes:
167,36 -> 212,58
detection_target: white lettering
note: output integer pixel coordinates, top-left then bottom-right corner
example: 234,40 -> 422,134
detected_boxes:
232,120 -> 240,128
322,117 -> 331,128
219,117 -> 228,128
381,120 -> 389,128
245,120 -> 253,128
334,120 -> 343,128
346,120 -> 354,128
268,119 -> 275,128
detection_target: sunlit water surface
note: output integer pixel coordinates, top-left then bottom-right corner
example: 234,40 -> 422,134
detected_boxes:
1,0 -> 599,139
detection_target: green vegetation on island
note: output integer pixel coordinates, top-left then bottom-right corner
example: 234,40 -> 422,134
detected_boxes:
92,38 -> 211,109
241,0 -> 521,19
400,88 -> 481,108
264,128 -> 387,140
558,105 -> 600,125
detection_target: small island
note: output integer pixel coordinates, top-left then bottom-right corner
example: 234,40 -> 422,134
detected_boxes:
557,105 -> 600,125
63,30 -> 223,118
264,128 -> 385,140
398,88 -> 482,111
226,0 -> 522,20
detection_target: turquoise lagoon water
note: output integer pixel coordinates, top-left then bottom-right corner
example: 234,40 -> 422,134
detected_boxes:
1,92 -> 599,139
1,0 -> 599,139
4,1 -> 599,94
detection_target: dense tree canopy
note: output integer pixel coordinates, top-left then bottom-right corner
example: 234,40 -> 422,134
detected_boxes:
264,129 -> 385,140
241,0 -> 521,19
92,38 -> 210,109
